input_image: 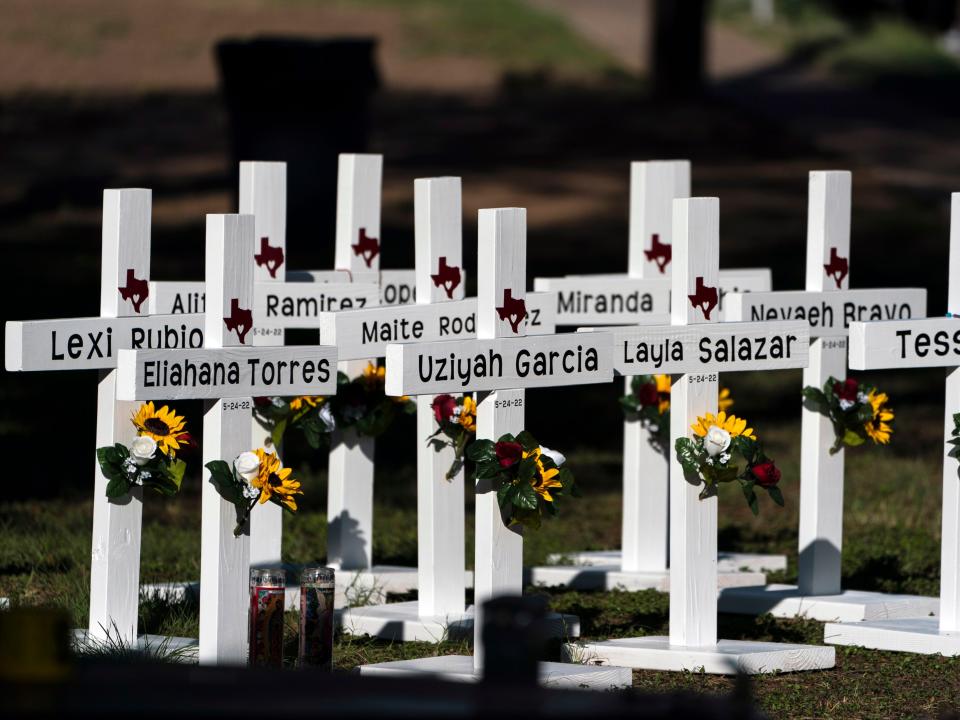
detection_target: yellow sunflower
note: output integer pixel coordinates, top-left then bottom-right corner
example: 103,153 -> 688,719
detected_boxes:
362,362 -> 385,386
132,402 -> 187,456
864,390 -> 894,445
655,374 -> 671,413
252,448 -> 302,512
523,447 -> 562,502
289,396 -> 323,411
459,396 -> 477,433
691,411 -> 756,440
718,387 -> 734,412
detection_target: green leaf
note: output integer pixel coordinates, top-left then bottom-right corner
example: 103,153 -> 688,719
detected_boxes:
515,481 -> 539,511
467,440 -> 496,463
206,460 -> 245,506
842,429 -> 865,447
515,431 -> 538,452
271,418 -> 287,450
674,438 -> 701,475
741,482 -> 759,516
767,485 -> 785,507
165,459 -> 187,491
105,476 -> 130,499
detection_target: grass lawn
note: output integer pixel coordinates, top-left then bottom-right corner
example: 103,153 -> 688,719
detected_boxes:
3,371 -> 959,718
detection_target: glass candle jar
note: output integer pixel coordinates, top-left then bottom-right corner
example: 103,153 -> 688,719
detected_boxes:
249,568 -> 286,667
299,566 -> 335,670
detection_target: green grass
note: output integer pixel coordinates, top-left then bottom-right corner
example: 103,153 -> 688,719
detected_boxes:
715,0 -> 960,82
3,400 -> 960,718
331,0 -> 619,76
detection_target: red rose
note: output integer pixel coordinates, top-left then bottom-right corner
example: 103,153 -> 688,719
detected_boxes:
432,394 -> 457,424
495,441 -> 523,468
253,396 -> 271,406
751,461 -> 781,487
637,381 -> 659,408
833,378 -> 859,403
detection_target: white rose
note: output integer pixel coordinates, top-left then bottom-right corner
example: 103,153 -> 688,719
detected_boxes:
130,436 -> 158,466
234,451 -> 261,482
540,446 -> 566,467
704,426 -> 731,457
839,398 -> 855,411
318,404 -> 336,431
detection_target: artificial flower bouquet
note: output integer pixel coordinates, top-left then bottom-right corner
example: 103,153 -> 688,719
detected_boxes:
467,431 -> 577,530
97,402 -> 190,499
253,395 -> 335,450
427,393 -> 478,479
802,376 -> 894,454
332,362 -> 415,439
206,448 -> 302,536
674,411 -> 783,515
620,374 -> 734,454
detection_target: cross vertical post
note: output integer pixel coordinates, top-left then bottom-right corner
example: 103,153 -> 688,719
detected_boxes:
824,193 -> 960,654
242,161 -> 288,567
327,153 -> 383,571
89,189 -> 152,644
199,214 -> 256,665
798,171 -> 850,596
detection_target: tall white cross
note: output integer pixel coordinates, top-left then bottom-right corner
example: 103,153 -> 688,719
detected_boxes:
5,189 -> 205,647
330,179 -> 557,640
357,207 -> 631,688
571,197 -> 835,673
825,193 -> 960,654
116,213 -> 338,665
719,171 -> 936,622
531,159 -> 779,592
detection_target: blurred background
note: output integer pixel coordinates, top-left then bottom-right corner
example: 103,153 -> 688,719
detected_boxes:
2,0 -> 959,571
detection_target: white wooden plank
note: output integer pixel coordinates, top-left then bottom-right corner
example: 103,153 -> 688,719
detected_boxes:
384,331 -> 613,396
148,281 -> 205,315
4,314 -> 205,372
317,293 -> 556,361
622,373 -> 669,573
849,317 -> 960,370
611,320 -> 809,375
379,269 -> 417,306
725,288 -> 926,336
628,160 -> 690,278
88,188 -> 151,645
198,400 -> 251,665
327,428 -> 376,570
669,197 -> 719,648
531,276 -> 670,325
806,171 -> 851,293
115,346 -> 337,401
240,161 -> 287,284
206,214 -> 254,349
253,281 -> 380,328
101,189 -> 151,318
825,617 -> 960,656
335,154 -> 383,272
240,162 -> 287,565
415,177 -> 465,618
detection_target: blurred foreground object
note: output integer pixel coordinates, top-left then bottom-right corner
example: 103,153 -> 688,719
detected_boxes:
0,608 -> 71,683
216,37 -> 380,248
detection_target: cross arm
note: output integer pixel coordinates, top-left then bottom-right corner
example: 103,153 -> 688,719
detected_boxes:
849,316 -> 960,370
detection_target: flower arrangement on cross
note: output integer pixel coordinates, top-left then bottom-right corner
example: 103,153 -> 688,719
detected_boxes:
802,376 -> 894,454
96,402 -> 192,499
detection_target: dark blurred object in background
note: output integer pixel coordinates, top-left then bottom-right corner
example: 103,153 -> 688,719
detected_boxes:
652,0 -> 707,99
216,38 -> 380,249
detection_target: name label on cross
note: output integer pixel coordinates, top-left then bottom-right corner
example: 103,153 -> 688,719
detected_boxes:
116,346 -> 338,400
384,332 -> 613,395
607,321 -> 810,374
532,277 -> 671,324
254,282 -> 380,327
725,289 -> 925,335
6,315 -> 206,371
319,293 -> 556,361
849,316 -> 960,369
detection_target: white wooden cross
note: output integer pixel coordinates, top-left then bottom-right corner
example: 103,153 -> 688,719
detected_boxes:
116,213 -> 338,665
5,189 -> 205,648
356,207 -> 629,688
718,170 -> 937,622
824,193 -> 960,654
571,197 -> 834,674
531,159 -> 780,593
330,178 -> 557,641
